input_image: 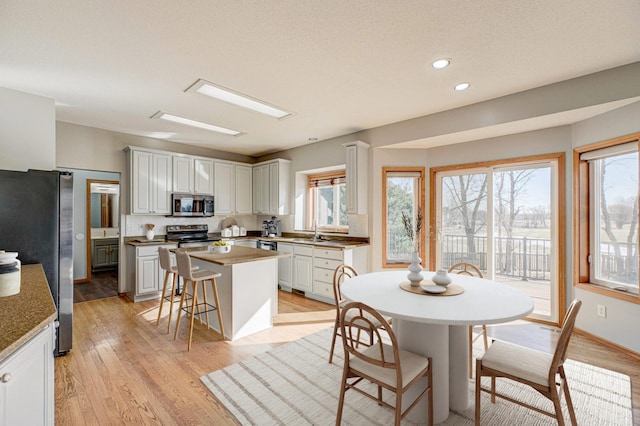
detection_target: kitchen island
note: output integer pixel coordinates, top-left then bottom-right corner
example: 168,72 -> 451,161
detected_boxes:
181,246 -> 291,341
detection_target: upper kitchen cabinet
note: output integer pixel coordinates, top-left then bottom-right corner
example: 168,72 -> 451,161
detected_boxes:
343,141 -> 369,215
173,155 -> 214,195
194,158 -> 214,195
172,156 -> 194,193
214,162 -> 252,215
253,159 -> 291,215
127,147 -> 172,215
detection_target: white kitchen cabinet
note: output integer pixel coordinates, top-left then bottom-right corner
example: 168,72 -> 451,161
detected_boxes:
277,243 -> 293,289
252,159 -> 291,215
128,148 -> 172,215
252,163 -> 269,214
194,158 -> 214,195
215,162 -> 251,215
343,141 -> 369,215
127,243 -> 177,302
215,162 -> 234,215
172,155 -> 194,193
235,165 -> 253,214
0,323 -> 54,426
292,244 -> 313,292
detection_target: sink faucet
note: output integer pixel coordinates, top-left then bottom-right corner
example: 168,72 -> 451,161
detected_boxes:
313,220 -> 319,241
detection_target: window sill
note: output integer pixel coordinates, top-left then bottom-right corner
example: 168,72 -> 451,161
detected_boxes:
575,282 -> 640,304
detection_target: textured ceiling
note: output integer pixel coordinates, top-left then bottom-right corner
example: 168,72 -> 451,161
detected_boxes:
1,0 -> 639,156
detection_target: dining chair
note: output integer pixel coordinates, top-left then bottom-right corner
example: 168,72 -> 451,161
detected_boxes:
447,262 -> 488,378
336,301 -> 433,426
173,250 -> 225,350
475,299 -> 582,426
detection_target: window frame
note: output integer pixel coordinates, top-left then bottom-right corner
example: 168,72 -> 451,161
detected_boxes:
430,152 -> 566,324
573,132 -> 640,304
307,170 -> 348,233
382,167 -> 426,268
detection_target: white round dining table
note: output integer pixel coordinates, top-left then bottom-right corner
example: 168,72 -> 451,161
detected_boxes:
340,270 -> 534,424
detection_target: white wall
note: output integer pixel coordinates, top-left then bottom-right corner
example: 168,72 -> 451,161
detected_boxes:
571,101 -> 640,353
0,87 -> 55,170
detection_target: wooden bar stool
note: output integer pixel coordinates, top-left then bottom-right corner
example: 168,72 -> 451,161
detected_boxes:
156,247 -> 198,333
173,250 -> 225,350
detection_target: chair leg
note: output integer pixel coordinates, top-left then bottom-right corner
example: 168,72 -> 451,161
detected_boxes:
394,389 -> 402,426
187,281 -> 198,351
328,317 -> 339,363
550,385 -> 565,426
173,280 -> 188,340
560,366 -> 577,426
481,324 -> 489,350
202,280 -> 210,329
427,362 -> 433,426
211,278 -> 225,340
475,359 -> 482,425
166,273 -> 177,334
335,366 -> 349,426
468,325 -> 473,379
156,270 -> 170,325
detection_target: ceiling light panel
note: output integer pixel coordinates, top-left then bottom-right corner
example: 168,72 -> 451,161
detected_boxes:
454,82 -> 470,91
151,111 -> 242,136
187,79 -> 292,119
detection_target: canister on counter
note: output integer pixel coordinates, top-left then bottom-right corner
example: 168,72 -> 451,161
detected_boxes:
0,251 -> 20,297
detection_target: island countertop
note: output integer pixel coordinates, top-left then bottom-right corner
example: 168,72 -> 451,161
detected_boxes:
0,264 -> 57,362
180,245 -> 291,266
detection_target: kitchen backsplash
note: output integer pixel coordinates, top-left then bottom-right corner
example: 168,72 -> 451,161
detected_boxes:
122,214 -> 261,237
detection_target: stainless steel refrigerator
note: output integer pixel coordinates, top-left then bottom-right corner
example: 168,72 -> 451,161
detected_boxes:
0,169 -> 73,356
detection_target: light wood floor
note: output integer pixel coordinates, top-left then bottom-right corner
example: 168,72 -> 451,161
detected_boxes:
56,292 -> 639,425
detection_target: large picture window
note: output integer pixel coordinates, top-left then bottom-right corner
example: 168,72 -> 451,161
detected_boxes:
575,134 -> 640,303
382,168 -> 425,267
308,171 -> 348,232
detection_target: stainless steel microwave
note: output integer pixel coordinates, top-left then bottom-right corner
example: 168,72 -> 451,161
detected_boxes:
171,193 -> 214,217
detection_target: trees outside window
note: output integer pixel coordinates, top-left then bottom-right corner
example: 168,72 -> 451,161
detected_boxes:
308,171 -> 348,232
575,136 -> 640,301
432,154 -> 564,323
383,168 -> 425,267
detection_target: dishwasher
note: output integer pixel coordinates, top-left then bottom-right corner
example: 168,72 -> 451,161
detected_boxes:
258,240 -> 277,251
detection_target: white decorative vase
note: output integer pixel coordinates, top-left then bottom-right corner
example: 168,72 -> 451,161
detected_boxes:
407,252 -> 424,286
432,269 -> 452,287
146,230 -> 155,240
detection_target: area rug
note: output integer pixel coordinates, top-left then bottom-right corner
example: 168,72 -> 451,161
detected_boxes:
201,328 -> 633,425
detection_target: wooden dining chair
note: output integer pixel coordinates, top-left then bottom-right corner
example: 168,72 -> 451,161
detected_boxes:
475,299 -> 582,426
336,301 -> 433,426
329,265 -> 363,363
447,262 -> 488,378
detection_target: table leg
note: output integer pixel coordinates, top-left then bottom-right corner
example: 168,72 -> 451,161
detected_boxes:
449,325 -> 470,412
394,318 -> 449,424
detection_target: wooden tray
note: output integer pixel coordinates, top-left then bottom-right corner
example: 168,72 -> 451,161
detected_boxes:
399,280 -> 464,296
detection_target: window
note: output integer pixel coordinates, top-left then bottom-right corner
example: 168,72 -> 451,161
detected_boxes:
575,133 -> 640,302
308,171 -> 348,232
382,168 -> 425,267
431,153 -> 564,323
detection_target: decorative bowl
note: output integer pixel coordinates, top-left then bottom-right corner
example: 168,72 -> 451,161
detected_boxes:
209,245 -> 231,254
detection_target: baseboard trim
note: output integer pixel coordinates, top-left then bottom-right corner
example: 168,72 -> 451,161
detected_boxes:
575,327 -> 640,361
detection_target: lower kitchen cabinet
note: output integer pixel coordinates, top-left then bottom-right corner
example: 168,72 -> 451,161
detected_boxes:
292,245 -> 313,293
277,243 -> 293,289
126,243 -> 177,302
0,323 -> 54,426
284,243 -> 369,304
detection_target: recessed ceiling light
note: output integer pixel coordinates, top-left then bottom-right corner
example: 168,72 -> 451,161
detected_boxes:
432,59 -> 450,69
454,82 -> 470,91
186,79 -> 292,119
150,111 -> 242,136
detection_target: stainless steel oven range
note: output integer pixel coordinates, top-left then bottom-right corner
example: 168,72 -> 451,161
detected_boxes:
166,224 -> 219,249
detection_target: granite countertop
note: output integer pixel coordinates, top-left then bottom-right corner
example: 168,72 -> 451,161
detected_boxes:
181,245 -> 291,266
259,236 -> 370,249
0,264 -> 57,362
